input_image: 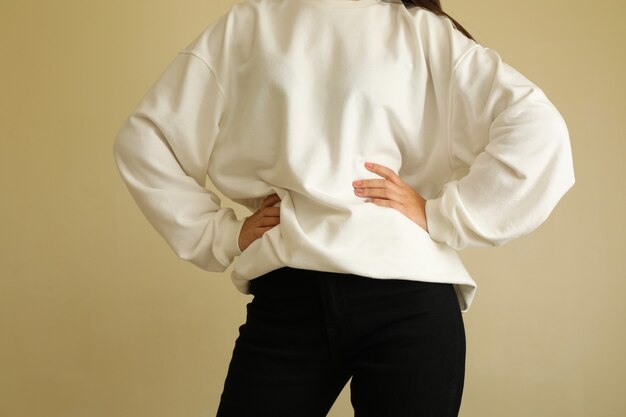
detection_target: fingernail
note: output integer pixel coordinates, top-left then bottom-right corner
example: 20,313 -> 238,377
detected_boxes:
365,162 -> 373,168
353,180 -> 361,186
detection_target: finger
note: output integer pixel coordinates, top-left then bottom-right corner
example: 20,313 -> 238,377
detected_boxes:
352,178 -> 387,188
364,162 -> 403,187
260,207 -> 281,217
256,216 -> 281,227
353,178 -> 404,195
258,225 -> 279,235
264,192 -> 280,202
259,193 -> 281,209
368,197 -> 406,214
354,185 -> 403,203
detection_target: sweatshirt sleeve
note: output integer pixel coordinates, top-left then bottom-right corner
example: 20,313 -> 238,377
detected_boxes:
112,49 -> 245,271
424,43 -> 576,250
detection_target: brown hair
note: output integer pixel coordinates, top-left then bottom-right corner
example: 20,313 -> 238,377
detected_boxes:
398,0 -> 476,42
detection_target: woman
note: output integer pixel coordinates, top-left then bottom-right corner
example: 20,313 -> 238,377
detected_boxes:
113,0 -> 575,415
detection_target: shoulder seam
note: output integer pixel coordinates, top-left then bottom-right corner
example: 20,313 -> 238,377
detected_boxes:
178,50 -> 227,103
448,44 -> 481,170
452,44 -> 480,74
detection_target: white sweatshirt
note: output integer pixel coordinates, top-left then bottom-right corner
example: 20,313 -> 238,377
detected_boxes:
113,0 -> 575,313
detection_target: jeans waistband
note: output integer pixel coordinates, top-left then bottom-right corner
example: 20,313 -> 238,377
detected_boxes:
248,266 -> 450,298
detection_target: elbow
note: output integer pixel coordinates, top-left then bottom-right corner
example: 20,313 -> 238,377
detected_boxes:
537,101 -> 576,199
112,130 -> 129,184
112,115 -> 149,177
551,113 -> 576,196
112,127 -> 125,158
112,118 -> 133,170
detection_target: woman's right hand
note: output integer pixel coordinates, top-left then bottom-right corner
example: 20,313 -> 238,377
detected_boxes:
238,193 -> 281,252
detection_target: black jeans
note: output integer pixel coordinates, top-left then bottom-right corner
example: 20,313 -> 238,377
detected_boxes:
216,267 -> 465,417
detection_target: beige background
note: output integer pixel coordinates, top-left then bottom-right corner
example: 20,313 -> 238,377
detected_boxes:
1,0 -> 624,416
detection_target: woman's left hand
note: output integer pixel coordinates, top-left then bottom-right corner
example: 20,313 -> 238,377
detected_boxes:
352,161 -> 429,233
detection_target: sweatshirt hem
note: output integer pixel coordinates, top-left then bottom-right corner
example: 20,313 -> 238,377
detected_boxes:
231,262 -> 477,313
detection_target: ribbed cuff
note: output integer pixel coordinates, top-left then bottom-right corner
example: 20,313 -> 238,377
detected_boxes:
218,210 -> 246,262
424,197 -> 455,246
